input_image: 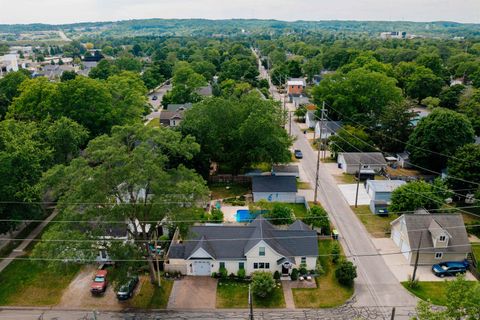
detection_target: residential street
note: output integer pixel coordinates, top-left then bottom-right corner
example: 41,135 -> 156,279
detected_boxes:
145,82 -> 172,123
253,49 -> 418,310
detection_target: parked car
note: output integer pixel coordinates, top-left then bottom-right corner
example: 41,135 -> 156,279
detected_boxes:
431,261 -> 469,278
116,275 -> 139,300
294,149 -> 303,159
152,95 -> 158,100
90,270 -> 108,295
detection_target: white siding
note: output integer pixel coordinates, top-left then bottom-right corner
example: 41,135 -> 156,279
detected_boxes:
244,241 -> 283,275
253,192 -> 297,203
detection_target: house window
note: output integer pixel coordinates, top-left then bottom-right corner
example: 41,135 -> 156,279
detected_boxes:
265,263 -> 270,269
254,263 -> 258,269
239,262 -> 244,270
219,262 -> 225,269
254,262 -> 269,269
435,252 -> 443,259
259,262 -> 265,269
259,247 -> 265,256
301,257 -> 306,265
439,235 -> 446,242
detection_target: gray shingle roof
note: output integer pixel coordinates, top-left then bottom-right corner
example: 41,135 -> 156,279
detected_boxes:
272,165 -> 299,174
401,213 -> 471,254
367,180 -> 406,193
288,220 -> 312,231
340,152 -> 387,166
252,176 -> 297,193
166,103 -> 193,112
168,216 -> 318,260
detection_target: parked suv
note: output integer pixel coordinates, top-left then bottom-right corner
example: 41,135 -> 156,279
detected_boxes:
90,270 -> 108,295
431,261 -> 468,278
116,275 -> 139,300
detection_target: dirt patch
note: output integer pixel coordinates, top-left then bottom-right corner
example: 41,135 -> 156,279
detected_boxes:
57,265 -> 124,310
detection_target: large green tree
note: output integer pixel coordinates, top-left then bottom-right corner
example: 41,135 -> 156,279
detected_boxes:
312,68 -> 403,128
405,66 -> 444,101
328,125 -> 375,157
34,124 -> 209,282
446,144 -> 480,195
406,108 -> 475,171
390,180 -> 449,212
0,70 -> 29,119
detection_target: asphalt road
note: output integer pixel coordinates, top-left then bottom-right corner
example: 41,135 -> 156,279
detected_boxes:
145,83 -> 172,122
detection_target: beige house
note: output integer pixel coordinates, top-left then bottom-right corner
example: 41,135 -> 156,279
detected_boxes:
166,217 -> 318,276
390,211 -> 471,265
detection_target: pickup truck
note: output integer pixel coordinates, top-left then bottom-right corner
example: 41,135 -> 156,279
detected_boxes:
90,270 -> 108,295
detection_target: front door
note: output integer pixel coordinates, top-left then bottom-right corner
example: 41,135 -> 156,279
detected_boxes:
282,265 -> 289,275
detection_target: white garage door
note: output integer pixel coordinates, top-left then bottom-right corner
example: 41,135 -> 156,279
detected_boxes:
401,241 -> 410,261
193,261 -> 211,276
392,230 -> 401,246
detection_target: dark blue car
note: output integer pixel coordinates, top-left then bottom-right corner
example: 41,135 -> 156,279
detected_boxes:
431,261 -> 469,278
294,149 -> 303,159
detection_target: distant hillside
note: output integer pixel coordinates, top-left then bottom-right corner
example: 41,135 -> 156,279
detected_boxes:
0,19 -> 479,38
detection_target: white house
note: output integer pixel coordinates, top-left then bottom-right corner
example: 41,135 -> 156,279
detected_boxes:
337,152 -> 387,175
166,217 -> 318,276
366,180 -> 406,214
0,54 -> 19,76
314,120 -> 342,140
390,211 -> 471,265
305,111 -> 317,129
252,175 -> 297,203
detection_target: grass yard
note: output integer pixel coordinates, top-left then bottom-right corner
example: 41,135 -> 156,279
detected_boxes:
129,276 -> 173,309
401,281 -> 478,306
145,119 -> 160,127
297,181 -> 311,189
282,203 -> 308,218
216,279 -> 285,308
0,259 -> 80,306
292,239 -> 353,308
0,222 -> 41,258
209,183 -> 250,200
472,243 -> 480,272
351,205 -> 396,238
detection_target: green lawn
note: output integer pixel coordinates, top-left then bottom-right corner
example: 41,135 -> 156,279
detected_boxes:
297,181 -> 311,189
0,222 -> 41,258
292,239 -> 354,308
472,243 -> 480,272
351,205 -> 396,238
209,183 -> 250,200
0,259 -> 80,306
401,281 -> 478,306
129,277 -> 173,309
145,119 -> 160,127
282,203 -> 309,218
216,279 -> 285,308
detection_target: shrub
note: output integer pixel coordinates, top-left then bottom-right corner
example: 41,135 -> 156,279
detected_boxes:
335,261 -> 357,287
315,258 -> 325,276
237,268 -> 246,279
290,268 -> 299,280
210,208 -> 224,223
266,203 -> 294,225
251,272 -> 276,298
304,205 -> 330,234
299,267 -> 308,275
331,242 -> 341,264
273,270 -> 281,280
219,266 -> 228,279
407,275 -> 419,289
211,272 -> 217,278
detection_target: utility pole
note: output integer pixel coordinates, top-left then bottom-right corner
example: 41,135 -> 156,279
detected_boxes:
412,231 -> 423,282
314,102 -> 326,204
248,284 -> 254,320
289,111 -> 292,135
390,307 -> 396,320
354,162 -> 362,208
153,229 -> 161,287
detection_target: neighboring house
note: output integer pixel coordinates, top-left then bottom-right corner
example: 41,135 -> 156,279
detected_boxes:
390,212 -> 471,265
410,107 -> 430,127
397,152 -> 412,169
272,165 -> 300,178
305,111 -> 317,129
0,54 -> 19,76
95,226 -> 129,263
160,111 -> 183,127
166,103 -> 193,112
366,180 -> 406,214
252,175 -> 298,203
41,64 -> 76,80
287,78 -> 306,96
314,120 -> 342,140
337,152 -> 387,175
196,85 -> 213,97
380,31 -> 408,39
166,216 -> 318,276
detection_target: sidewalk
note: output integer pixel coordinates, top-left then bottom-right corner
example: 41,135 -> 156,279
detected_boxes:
0,209 -> 58,273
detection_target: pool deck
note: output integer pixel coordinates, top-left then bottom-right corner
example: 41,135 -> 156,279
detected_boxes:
220,205 -> 249,223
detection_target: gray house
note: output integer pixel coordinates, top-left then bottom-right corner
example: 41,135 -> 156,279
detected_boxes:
337,152 -> 387,175
252,176 -> 297,203
366,180 -> 406,214
166,103 -> 193,112
390,212 -> 471,265
314,120 -> 342,140
166,216 -> 318,276
272,165 -> 300,178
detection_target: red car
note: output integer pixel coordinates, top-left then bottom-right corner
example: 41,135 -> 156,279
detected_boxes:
90,270 -> 108,295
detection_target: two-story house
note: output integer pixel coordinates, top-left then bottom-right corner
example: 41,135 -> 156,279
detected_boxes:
165,217 -> 318,276
390,211 -> 471,265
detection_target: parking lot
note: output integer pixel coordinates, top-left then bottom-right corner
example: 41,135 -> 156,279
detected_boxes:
372,238 -> 477,282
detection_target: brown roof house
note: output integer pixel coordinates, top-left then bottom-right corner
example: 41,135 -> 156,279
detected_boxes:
390,210 -> 471,265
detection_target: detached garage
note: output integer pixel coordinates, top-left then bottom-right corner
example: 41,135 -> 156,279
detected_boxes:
252,176 -> 298,203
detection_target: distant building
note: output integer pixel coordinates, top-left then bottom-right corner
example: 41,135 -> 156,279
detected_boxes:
380,31 -> 408,39
337,152 -> 387,175
314,120 -> 342,140
0,54 -> 19,76
366,180 -> 406,214
396,152 -> 412,169
252,176 -> 297,203
287,78 -> 306,96
159,111 -> 183,127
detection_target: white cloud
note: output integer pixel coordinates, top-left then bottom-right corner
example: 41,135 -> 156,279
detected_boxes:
2,0 -> 479,24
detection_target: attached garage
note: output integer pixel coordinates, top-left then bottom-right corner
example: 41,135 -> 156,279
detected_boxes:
392,230 -> 401,246
192,260 -> 211,276
401,241 -> 410,261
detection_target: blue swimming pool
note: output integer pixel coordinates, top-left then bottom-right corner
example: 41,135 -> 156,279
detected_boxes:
235,210 -> 268,223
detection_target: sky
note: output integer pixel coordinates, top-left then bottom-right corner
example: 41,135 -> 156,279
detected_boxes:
2,0 -> 479,24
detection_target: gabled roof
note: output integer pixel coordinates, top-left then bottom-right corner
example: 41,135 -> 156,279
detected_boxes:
168,216 -> 318,260
288,220 -> 312,231
287,78 -> 306,86
317,121 -> 342,134
252,176 -> 297,193
339,152 -> 387,166
166,103 -> 193,112
393,213 -> 470,254
366,180 -> 406,193
272,165 -> 299,174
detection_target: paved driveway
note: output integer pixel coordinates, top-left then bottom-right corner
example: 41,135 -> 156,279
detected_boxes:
337,184 -> 371,206
372,238 -> 476,282
167,276 -> 217,309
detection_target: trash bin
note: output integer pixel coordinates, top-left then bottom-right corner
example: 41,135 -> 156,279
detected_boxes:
332,229 -> 339,240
